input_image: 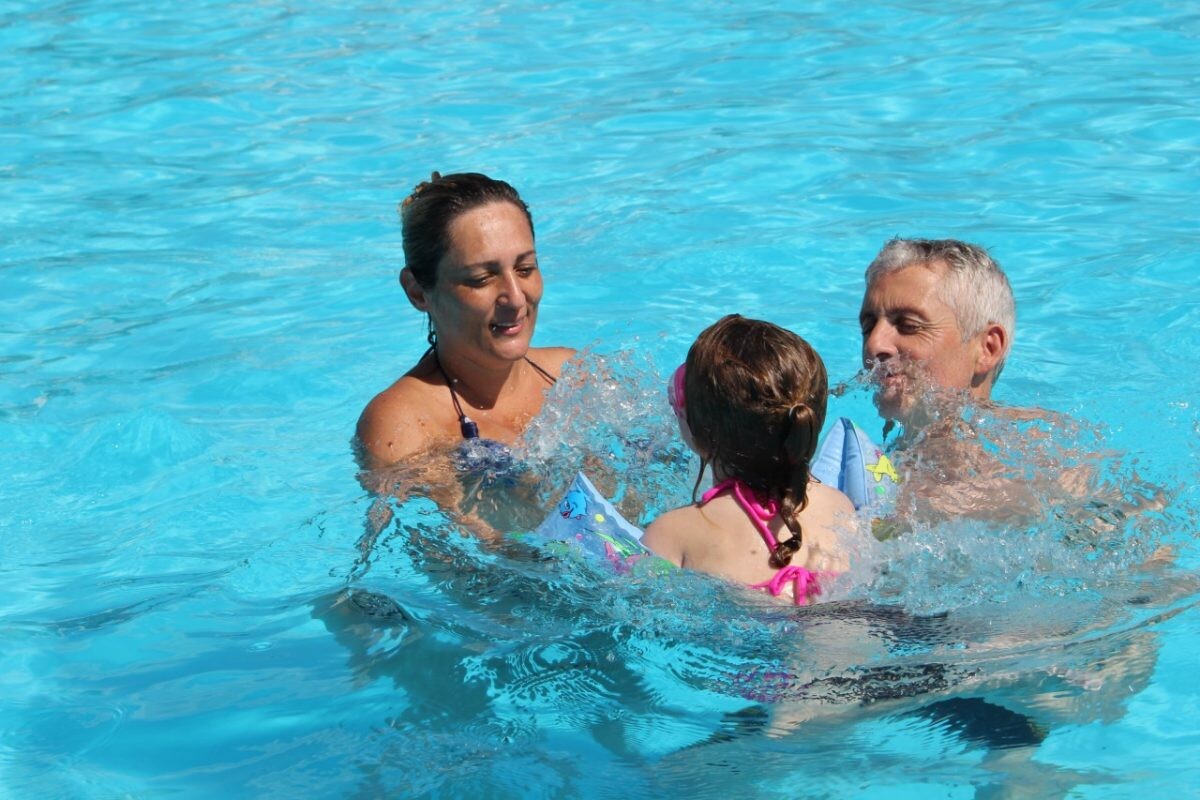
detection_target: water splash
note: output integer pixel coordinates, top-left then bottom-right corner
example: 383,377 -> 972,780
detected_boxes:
520,346 -> 696,525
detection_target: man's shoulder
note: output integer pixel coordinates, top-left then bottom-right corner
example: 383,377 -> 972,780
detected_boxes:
991,404 -> 1065,424
985,403 -> 1086,443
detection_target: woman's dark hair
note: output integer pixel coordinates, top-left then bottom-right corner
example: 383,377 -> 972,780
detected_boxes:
684,315 -> 828,567
399,171 -> 534,289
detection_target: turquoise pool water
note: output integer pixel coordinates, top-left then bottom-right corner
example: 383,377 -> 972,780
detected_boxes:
4,0 -> 1199,796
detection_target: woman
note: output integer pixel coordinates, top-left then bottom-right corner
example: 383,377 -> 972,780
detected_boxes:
357,172 -> 574,471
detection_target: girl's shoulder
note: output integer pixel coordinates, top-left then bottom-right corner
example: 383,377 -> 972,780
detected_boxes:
806,480 -> 856,515
643,503 -> 702,538
642,503 -> 706,566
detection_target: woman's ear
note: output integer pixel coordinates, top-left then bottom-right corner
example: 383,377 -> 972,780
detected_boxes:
400,268 -> 429,312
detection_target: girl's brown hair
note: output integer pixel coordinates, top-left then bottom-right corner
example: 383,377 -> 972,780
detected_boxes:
684,314 -> 828,567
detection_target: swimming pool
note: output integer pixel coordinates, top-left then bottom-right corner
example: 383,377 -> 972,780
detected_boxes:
4,0 -> 1199,796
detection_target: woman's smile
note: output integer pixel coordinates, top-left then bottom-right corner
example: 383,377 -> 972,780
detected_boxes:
490,317 -> 527,336
427,201 -> 543,364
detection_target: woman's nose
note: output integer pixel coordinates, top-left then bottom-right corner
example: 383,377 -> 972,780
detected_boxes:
496,272 -> 526,307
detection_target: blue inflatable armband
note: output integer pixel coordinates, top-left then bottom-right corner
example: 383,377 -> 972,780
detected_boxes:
810,417 -> 899,512
518,473 -> 668,574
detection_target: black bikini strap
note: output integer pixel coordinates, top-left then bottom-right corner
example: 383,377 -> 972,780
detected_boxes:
428,350 -> 557,441
524,355 -> 557,385
429,348 -> 479,439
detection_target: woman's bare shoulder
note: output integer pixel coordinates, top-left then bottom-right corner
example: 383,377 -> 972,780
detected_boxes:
529,345 -> 577,376
356,374 -> 442,468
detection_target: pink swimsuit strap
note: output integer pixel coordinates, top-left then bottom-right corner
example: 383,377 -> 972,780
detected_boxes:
701,478 -> 779,551
701,478 -> 823,606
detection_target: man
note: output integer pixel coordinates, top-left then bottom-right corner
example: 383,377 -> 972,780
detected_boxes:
854,239 -> 1167,744
856,237 -> 1164,527
858,237 -> 1014,437
823,236 -> 1030,522
852,236 -> 1109,526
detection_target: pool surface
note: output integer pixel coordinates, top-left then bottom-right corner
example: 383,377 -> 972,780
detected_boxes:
4,0 -> 1200,796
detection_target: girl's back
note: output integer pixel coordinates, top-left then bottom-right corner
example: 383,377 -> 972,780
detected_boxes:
644,480 -> 853,600
643,314 -> 863,605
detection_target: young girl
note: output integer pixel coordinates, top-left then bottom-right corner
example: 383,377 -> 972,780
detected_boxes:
642,315 -> 857,605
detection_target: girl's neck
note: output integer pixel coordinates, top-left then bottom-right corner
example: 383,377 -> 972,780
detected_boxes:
708,467 -> 773,500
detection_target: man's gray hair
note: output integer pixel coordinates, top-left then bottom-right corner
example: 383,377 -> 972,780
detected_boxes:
866,238 -> 1016,359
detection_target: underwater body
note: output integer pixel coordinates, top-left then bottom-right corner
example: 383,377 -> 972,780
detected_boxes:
4,0 -> 1200,797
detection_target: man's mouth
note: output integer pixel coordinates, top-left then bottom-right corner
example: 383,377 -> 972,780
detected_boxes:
868,361 -> 906,385
865,360 -> 915,404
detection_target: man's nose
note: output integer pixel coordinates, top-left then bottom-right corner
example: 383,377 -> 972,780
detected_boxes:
863,322 -> 897,363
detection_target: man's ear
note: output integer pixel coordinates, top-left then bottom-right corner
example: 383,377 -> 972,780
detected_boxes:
975,322 -> 1008,377
399,268 -> 429,312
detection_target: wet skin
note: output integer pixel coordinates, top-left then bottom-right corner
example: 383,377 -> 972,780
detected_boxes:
858,261 -> 993,423
407,200 -> 543,376
357,199 -> 572,469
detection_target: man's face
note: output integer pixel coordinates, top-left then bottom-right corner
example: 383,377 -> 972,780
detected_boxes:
859,261 -> 985,422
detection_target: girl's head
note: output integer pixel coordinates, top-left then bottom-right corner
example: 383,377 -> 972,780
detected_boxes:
669,314 -> 828,564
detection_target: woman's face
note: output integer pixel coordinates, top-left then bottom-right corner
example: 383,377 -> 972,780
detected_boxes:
421,201 -> 542,367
